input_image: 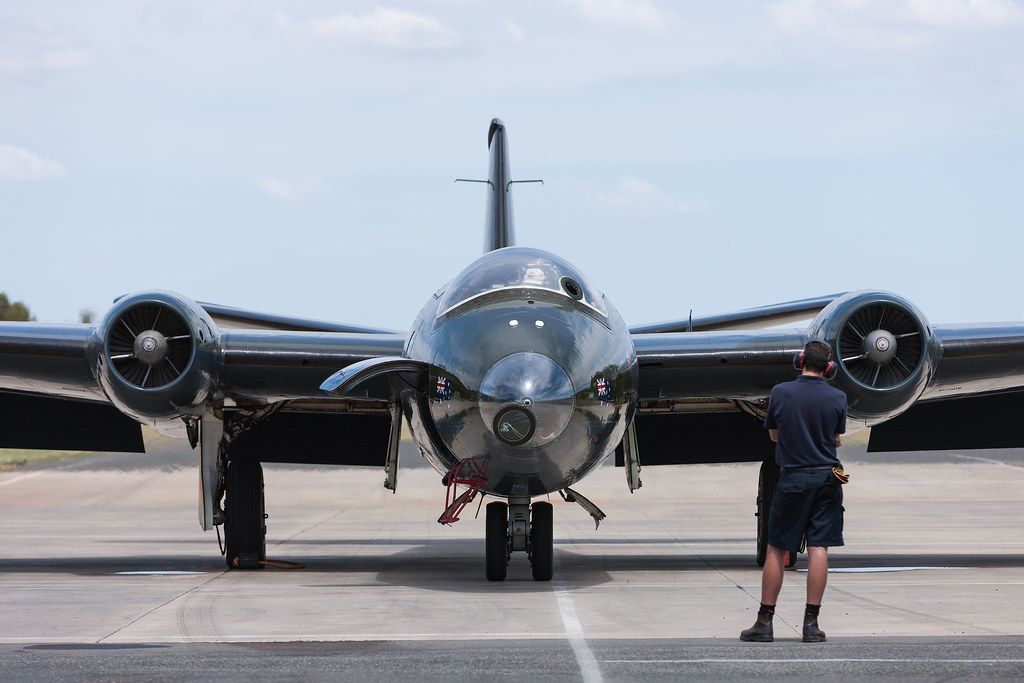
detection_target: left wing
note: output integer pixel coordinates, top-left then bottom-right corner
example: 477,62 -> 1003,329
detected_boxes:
629,291 -> 1024,465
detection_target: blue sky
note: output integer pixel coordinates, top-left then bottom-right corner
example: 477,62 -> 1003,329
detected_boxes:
3,0 -> 1023,329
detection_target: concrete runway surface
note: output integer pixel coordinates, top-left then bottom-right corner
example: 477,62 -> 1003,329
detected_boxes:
1,441 -> 1023,680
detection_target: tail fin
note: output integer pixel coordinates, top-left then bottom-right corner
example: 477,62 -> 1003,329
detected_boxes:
484,118 -> 514,252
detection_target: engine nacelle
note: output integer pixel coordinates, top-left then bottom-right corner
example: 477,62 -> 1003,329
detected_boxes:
91,291 -> 221,430
808,291 -> 938,427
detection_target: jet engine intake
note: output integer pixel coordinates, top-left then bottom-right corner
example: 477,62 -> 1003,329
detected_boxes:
808,291 -> 937,426
94,291 -> 221,428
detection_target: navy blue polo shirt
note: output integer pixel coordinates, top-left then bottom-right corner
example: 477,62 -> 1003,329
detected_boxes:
764,375 -> 847,469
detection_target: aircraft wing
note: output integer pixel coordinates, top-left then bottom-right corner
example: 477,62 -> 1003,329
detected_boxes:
629,293 -> 846,333
629,291 -> 1024,467
0,305 -> 407,453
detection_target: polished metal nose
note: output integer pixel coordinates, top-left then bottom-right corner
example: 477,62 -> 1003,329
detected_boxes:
479,352 -> 575,447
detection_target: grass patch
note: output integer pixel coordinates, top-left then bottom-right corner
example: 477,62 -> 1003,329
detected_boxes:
0,449 -> 92,473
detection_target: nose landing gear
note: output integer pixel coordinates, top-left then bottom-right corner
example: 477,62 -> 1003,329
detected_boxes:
485,499 -> 554,582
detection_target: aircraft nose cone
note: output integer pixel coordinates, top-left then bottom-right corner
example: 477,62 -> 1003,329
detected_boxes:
479,352 -> 575,448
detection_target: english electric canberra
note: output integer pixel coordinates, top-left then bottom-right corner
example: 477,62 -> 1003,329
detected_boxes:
3,120 -> 1023,580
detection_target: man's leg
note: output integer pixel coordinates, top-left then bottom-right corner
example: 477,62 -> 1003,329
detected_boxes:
806,545 -> 828,604
761,544 -> 787,605
741,544 -> 787,641
803,545 -> 829,642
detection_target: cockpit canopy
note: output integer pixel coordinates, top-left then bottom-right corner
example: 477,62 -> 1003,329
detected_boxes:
437,247 -> 607,319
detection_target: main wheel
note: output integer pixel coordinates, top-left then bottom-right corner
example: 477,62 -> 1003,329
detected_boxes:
485,501 -> 509,581
755,455 -> 779,567
530,501 -> 553,582
224,458 -> 266,570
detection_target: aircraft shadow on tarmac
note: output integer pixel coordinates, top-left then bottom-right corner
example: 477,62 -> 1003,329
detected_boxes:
4,542 -> 1024,592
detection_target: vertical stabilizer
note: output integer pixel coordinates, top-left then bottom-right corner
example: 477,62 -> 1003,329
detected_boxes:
484,118 -> 514,252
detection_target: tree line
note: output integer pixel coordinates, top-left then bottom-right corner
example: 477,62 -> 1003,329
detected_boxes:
0,292 -> 94,323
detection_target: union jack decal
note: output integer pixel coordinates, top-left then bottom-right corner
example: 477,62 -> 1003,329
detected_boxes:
436,375 -> 452,400
596,376 -> 611,400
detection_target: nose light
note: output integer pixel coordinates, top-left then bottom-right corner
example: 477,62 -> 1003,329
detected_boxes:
493,406 -> 536,446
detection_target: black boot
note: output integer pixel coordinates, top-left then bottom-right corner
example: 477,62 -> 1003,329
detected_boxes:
802,613 -> 826,643
740,611 -> 774,642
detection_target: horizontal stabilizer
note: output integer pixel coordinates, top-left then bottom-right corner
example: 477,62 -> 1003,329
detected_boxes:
630,293 -> 846,334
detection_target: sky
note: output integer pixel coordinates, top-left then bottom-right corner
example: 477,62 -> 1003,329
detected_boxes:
3,0 -> 1024,330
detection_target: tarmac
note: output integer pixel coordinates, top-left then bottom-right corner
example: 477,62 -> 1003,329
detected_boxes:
1,439 -> 1023,680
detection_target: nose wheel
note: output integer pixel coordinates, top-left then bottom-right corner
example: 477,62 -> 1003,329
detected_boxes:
484,500 -> 554,582
485,501 -> 509,581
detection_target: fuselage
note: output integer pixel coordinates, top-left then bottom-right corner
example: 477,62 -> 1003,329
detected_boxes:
401,246 -> 638,498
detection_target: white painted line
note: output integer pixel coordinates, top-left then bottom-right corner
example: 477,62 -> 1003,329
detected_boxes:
554,584 -> 603,683
0,633 -> 570,643
114,571 -> 206,576
602,659 -> 1024,664
797,566 -> 967,574
0,458 -> 92,487
951,453 -> 1024,471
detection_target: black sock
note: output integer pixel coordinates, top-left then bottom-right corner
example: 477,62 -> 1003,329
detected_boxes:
758,603 -> 775,617
805,603 -> 821,617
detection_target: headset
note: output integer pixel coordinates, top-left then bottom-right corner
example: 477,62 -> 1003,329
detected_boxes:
793,346 -> 837,380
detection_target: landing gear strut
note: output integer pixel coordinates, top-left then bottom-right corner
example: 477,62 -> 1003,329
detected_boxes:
755,453 -> 799,569
223,458 -> 266,570
484,499 -> 554,582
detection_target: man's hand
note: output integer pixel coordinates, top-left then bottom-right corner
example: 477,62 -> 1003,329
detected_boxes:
835,434 -> 843,448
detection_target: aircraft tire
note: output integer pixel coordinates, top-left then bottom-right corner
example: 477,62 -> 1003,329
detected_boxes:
224,457 -> 266,570
530,501 -> 553,582
755,455 -> 778,568
485,501 -> 509,581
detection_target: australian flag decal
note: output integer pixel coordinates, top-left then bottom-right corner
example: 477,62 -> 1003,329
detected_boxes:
436,376 -> 452,400
595,376 -> 611,401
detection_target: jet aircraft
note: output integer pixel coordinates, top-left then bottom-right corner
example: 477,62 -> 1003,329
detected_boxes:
3,119 -> 1023,581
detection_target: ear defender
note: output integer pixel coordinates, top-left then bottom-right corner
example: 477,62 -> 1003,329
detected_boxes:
794,350 -> 839,380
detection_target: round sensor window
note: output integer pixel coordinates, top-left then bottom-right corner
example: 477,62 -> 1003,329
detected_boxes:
493,406 -> 536,446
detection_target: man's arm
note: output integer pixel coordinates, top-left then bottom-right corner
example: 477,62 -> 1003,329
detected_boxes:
764,387 -> 778,442
835,393 -> 847,448
769,429 -> 779,443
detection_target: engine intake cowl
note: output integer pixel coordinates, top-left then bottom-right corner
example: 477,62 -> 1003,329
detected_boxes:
808,291 -> 937,427
93,291 -> 221,427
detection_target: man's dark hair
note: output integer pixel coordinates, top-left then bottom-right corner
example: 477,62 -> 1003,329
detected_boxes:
803,340 -> 833,373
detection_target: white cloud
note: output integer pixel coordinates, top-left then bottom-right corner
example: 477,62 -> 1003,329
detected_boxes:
0,48 -> 93,76
771,0 -> 1024,49
287,7 -> 458,51
256,175 -> 329,202
0,145 -> 66,182
506,20 -> 528,45
563,0 -> 674,32
590,177 -> 708,219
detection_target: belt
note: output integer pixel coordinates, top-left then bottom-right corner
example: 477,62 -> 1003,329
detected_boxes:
779,465 -> 836,472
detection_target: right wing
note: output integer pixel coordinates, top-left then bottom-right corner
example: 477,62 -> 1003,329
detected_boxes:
199,301 -> 399,335
0,291 -> 409,452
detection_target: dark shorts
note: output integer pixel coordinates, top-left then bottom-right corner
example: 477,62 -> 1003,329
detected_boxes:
767,467 -> 845,555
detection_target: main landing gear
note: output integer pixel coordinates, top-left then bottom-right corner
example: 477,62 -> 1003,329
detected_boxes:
486,499 -> 554,582
755,453 -> 799,570
223,457 -> 267,570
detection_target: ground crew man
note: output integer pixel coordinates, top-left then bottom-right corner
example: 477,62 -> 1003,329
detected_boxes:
741,340 -> 847,643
